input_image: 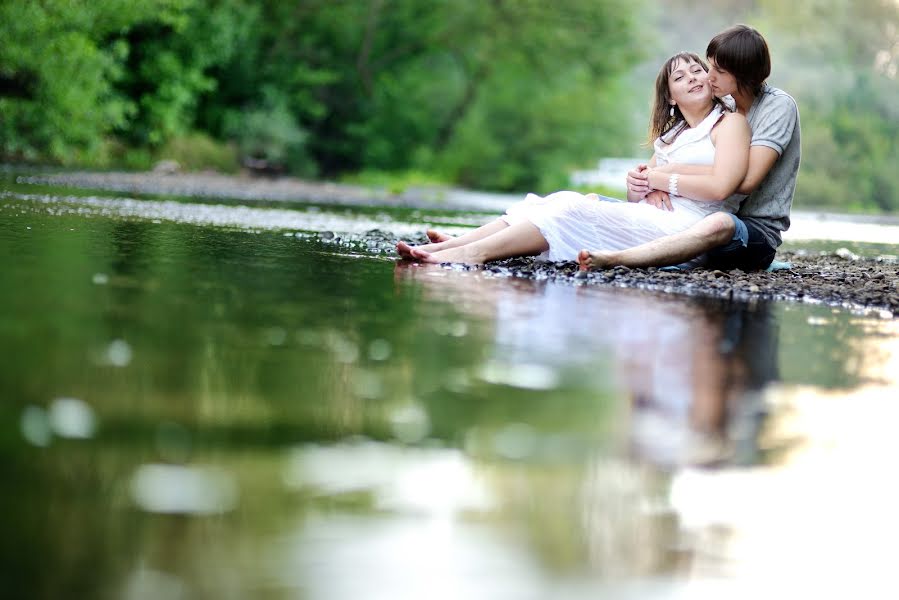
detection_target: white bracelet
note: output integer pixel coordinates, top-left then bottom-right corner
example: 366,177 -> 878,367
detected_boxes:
668,173 -> 679,196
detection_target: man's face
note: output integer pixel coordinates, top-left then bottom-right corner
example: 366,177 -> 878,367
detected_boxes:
707,57 -> 738,97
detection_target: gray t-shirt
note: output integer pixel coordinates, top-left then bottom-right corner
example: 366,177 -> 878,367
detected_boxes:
739,84 -> 801,247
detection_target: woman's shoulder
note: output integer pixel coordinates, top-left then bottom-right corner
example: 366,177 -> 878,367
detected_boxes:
711,110 -> 750,144
716,111 -> 749,130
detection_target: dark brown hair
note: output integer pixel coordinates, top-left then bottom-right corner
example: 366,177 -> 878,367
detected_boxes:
648,52 -> 724,145
706,24 -> 771,97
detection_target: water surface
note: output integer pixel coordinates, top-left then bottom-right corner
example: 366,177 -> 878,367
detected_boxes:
2,176 -> 897,599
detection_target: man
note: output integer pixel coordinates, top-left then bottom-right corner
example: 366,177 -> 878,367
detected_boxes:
579,24 -> 801,272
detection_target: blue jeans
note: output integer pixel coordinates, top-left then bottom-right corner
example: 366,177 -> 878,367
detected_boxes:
706,214 -> 777,271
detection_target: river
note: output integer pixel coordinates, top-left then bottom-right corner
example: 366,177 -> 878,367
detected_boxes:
1,170 -> 897,599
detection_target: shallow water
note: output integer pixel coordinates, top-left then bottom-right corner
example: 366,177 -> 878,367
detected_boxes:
2,173 -> 898,599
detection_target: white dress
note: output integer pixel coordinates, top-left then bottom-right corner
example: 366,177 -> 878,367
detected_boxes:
501,106 -> 744,262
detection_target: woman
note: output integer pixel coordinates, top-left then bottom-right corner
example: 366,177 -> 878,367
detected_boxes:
397,52 -> 750,265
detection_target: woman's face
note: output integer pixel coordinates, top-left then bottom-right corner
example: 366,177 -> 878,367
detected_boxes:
707,57 -> 738,97
667,58 -> 711,109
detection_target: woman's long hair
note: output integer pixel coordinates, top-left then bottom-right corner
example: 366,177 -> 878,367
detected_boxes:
647,52 -> 725,146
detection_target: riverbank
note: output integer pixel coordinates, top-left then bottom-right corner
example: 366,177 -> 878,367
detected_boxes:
16,169 -> 515,212
15,169 -> 899,316
452,252 -> 898,317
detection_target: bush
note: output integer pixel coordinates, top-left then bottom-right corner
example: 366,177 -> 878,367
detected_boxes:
156,133 -> 239,173
341,169 -> 450,195
223,98 -> 315,176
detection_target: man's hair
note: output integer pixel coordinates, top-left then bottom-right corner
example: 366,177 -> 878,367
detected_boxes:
706,24 -> 771,97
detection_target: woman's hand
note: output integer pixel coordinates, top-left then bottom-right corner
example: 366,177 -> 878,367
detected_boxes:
642,190 -> 673,211
626,164 -> 651,200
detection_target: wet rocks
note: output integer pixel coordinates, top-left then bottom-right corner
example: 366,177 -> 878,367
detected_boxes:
435,249 -> 898,317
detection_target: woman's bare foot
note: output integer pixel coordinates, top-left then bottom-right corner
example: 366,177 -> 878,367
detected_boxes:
426,229 -> 453,243
412,245 -> 485,265
396,229 -> 460,258
396,240 -> 418,259
577,249 -> 618,271
397,237 -> 452,259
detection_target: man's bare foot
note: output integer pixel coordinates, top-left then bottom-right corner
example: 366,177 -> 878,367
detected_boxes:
412,245 -> 484,265
426,229 -> 453,243
577,249 -> 618,271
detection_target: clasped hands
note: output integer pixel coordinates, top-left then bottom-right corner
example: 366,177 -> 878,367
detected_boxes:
626,164 -> 673,211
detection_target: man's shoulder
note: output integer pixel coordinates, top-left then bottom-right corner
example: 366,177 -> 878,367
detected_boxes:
757,85 -> 799,115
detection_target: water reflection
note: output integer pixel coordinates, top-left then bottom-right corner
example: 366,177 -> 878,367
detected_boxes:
668,320 -> 899,597
130,463 -> 238,515
394,263 -> 778,470
392,264 -> 899,597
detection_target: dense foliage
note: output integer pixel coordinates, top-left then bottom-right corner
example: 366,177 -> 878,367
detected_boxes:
1,0 -> 897,210
0,0 -> 639,192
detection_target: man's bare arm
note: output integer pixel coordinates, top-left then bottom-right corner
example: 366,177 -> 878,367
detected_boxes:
735,146 -> 779,194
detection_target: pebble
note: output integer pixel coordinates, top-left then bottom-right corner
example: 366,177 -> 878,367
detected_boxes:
404,249 -> 898,317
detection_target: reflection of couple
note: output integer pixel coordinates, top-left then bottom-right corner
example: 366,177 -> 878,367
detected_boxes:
397,25 -> 800,273
395,262 -> 778,468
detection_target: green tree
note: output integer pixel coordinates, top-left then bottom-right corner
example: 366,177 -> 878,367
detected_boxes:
0,0 -> 186,163
2,0 -> 644,192
197,0 -> 641,188
115,0 -> 250,147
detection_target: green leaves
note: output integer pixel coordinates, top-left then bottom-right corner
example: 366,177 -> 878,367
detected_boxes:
0,0 -> 185,162
1,0 -> 643,190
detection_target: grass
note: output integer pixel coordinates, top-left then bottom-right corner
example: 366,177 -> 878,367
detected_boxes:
340,169 -> 452,195
155,133 -> 239,174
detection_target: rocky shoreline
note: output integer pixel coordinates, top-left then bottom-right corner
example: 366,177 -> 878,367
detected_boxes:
342,231 -> 899,317
486,252 -> 899,317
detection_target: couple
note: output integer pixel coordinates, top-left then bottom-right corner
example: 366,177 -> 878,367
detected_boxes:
397,25 -> 801,272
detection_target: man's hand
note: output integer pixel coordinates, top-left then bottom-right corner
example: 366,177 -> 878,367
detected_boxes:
626,164 -> 651,198
642,190 -> 673,211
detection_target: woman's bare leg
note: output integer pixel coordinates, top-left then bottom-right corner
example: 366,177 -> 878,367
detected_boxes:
426,229 -> 453,243
414,221 -> 549,265
397,218 -> 510,258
